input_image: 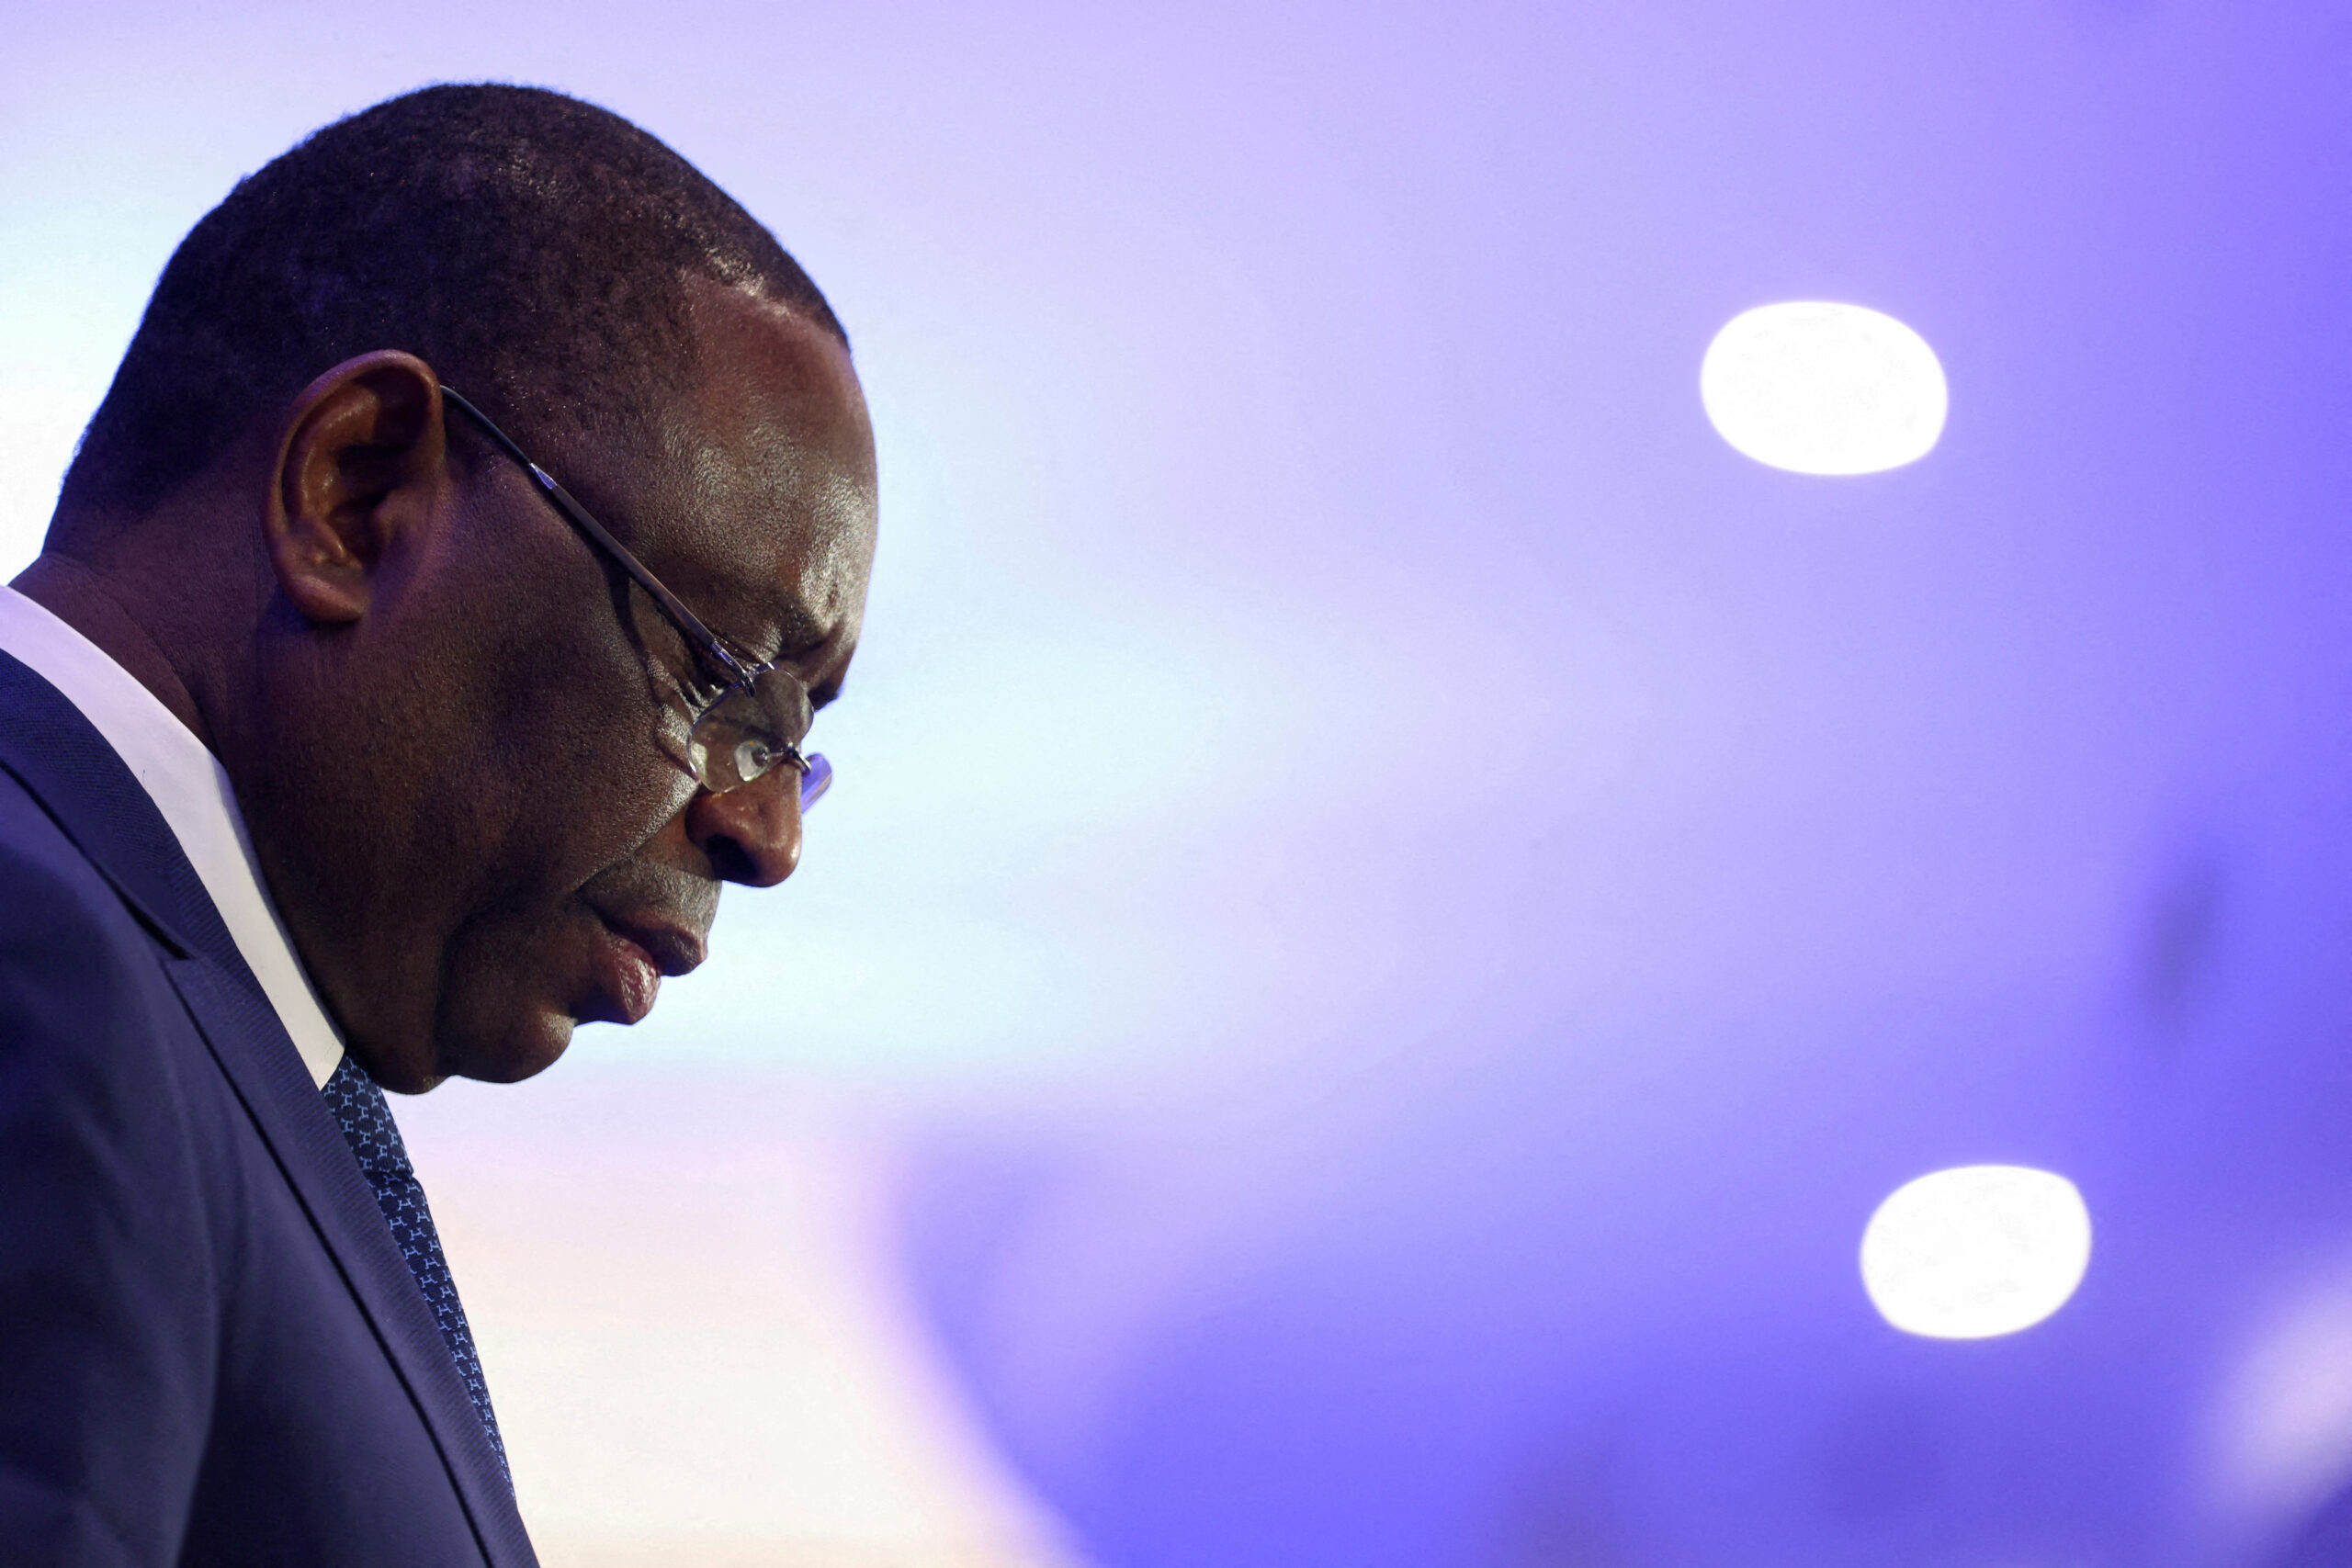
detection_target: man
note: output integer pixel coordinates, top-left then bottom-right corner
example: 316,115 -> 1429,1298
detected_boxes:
0,85 -> 876,1564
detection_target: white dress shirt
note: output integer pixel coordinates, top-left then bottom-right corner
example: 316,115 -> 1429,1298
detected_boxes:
0,584 -> 345,1087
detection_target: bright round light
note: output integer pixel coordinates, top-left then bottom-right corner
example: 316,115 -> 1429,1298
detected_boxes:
1701,301 -> 1948,475
1860,1165 -> 2091,1339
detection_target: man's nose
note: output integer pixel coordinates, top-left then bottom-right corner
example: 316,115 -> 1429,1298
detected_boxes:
682,768 -> 804,887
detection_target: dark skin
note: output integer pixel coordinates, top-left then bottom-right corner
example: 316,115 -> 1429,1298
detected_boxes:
15,275 -> 877,1092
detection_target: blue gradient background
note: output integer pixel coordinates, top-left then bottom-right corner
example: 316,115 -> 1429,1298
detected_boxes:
6,2 -> 2352,1562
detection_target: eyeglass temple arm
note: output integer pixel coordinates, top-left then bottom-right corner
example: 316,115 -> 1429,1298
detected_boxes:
437,385 -> 752,685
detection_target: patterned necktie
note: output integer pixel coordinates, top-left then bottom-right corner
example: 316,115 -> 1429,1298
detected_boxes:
321,1054 -> 509,1476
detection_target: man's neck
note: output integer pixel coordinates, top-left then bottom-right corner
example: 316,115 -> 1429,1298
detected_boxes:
12,553 -> 216,753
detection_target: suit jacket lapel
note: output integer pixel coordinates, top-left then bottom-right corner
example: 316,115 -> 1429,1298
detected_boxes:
0,651 -> 536,1568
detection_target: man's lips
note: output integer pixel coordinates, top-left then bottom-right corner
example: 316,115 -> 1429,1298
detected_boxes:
582,909 -> 708,1026
595,911 -> 707,979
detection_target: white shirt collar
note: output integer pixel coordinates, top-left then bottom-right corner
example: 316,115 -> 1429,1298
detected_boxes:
0,585 -> 345,1088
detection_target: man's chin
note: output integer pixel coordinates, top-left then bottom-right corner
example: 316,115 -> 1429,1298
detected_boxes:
405,1009 -> 577,1091
464,1013 -> 577,1086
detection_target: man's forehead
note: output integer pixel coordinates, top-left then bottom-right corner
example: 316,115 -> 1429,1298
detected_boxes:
642,280 -> 876,663
681,276 -> 870,451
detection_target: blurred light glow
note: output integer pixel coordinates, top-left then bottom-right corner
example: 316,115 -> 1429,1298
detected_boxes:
1860,1165 -> 2090,1339
2211,1264 -> 2352,1529
1701,301 -> 1948,475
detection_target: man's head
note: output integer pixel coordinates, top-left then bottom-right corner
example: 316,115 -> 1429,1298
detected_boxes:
38,85 -> 877,1092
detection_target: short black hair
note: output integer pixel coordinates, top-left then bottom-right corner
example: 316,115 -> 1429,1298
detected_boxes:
57,83 -> 844,527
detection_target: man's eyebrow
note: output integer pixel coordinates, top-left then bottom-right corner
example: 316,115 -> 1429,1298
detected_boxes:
710,596 -> 827,668
774,601 -> 830,656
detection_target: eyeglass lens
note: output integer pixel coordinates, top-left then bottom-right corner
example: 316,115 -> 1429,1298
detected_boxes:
684,668 -> 828,810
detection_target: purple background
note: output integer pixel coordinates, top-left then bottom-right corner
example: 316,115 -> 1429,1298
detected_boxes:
6,2 -> 2352,1562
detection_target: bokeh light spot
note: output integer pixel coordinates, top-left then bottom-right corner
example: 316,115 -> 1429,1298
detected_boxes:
1701,301 -> 1948,475
1860,1166 -> 2091,1339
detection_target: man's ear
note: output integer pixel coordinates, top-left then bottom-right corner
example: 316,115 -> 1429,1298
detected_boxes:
262,351 -> 447,625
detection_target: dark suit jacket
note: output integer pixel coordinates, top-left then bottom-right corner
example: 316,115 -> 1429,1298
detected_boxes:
0,651 -> 536,1566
